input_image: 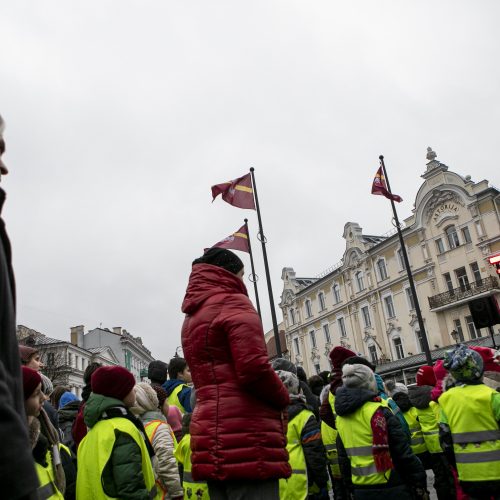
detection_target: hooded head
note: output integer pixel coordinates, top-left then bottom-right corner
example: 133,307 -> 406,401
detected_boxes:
341,364 -> 377,392
275,370 -> 300,395
444,344 -> 484,383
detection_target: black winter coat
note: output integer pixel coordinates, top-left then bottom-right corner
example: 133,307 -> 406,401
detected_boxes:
335,386 -> 426,500
0,188 -> 39,499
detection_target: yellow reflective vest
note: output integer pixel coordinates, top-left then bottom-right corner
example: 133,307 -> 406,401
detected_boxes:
439,384 -> 500,482
35,445 -> 69,500
336,401 -> 394,486
322,392 -> 341,478
174,433 -> 210,499
168,384 -> 189,414
145,419 -> 178,500
402,408 -> 427,455
279,408 -> 314,500
416,401 -> 442,454
76,416 -> 156,499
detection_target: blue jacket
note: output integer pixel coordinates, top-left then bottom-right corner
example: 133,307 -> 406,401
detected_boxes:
162,379 -> 192,413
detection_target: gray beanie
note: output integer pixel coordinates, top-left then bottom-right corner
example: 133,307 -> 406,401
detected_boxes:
276,370 -> 300,395
40,373 -> 54,396
271,358 -> 297,375
342,364 -> 377,392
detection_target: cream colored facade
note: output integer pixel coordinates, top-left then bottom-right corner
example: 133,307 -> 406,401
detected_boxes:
279,148 -> 500,381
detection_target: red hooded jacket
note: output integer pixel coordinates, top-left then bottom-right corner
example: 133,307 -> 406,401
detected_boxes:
181,264 -> 291,482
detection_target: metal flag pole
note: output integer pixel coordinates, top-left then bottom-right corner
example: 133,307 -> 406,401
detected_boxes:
379,155 -> 433,366
244,218 -> 262,320
249,167 -> 282,357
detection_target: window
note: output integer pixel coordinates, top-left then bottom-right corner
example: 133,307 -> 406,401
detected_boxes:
47,353 -> 55,366
355,271 -> 365,292
393,337 -> 404,360
455,267 -> 470,291
466,315 -> 481,339
309,330 -> 317,349
443,273 -> 454,292
475,220 -> 484,237
435,238 -> 445,254
318,292 -> 326,311
368,345 -> 378,364
416,330 -> 425,353
289,308 -> 296,325
338,317 -> 347,337
361,306 -> 372,328
445,225 -> 460,249
305,299 -> 312,318
377,259 -> 388,281
81,358 -> 85,370
405,288 -> 415,310
75,355 -> 79,369
384,295 -> 396,318
293,337 -> 300,356
461,226 -> 472,244
470,262 -> 481,284
453,319 -> 465,342
397,248 -> 406,270
333,283 -> 341,304
323,323 -> 331,344
68,353 -> 72,366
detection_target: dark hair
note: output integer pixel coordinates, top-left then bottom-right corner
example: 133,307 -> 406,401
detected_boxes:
83,362 -> 102,385
181,412 -> 192,437
308,375 -> 325,397
319,371 -> 331,385
51,385 -> 70,409
168,357 -> 187,380
296,366 -> 308,384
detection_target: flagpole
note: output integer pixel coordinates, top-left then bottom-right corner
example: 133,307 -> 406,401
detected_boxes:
249,167 -> 282,357
244,218 -> 262,320
379,155 -> 433,366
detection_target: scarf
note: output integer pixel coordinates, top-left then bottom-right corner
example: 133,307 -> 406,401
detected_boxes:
38,407 -> 66,495
370,402 -> 394,473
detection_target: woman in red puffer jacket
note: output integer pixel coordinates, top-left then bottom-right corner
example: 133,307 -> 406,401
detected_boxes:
181,248 -> 291,499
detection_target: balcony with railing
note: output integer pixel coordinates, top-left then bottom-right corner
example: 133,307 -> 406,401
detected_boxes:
428,276 -> 500,310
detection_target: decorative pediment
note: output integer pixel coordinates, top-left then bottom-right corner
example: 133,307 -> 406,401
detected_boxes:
281,289 -> 295,307
425,190 -> 465,224
385,322 -> 402,336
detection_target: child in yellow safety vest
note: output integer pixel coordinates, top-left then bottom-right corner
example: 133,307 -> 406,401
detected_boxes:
439,344 -> 500,500
275,370 -> 329,500
131,382 -> 184,500
163,357 -> 193,414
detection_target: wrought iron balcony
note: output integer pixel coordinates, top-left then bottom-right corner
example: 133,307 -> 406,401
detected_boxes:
428,276 -> 500,310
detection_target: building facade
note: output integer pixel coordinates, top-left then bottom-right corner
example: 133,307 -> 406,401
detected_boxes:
279,148 -> 500,382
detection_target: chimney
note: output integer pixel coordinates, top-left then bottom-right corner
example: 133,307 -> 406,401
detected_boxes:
70,325 -> 84,347
113,327 -> 122,335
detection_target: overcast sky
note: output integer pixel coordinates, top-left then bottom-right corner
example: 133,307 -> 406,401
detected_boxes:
1,1 -> 499,362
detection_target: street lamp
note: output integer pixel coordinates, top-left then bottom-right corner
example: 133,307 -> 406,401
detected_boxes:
450,330 -> 459,344
174,346 -> 183,358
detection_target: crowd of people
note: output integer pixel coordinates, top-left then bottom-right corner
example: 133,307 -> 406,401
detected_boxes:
1,114 -> 500,500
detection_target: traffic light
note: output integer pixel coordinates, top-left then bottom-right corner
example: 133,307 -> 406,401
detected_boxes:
489,253 -> 500,274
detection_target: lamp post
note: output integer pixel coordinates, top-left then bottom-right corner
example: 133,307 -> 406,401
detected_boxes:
450,330 -> 459,344
174,346 -> 183,358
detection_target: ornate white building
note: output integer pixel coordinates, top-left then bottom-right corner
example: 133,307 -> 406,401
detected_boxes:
279,148 -> 500,383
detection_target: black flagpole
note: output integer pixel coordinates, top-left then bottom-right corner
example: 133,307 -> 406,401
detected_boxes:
249,167 -> 282,357
244,218 -> 262,320
379,155 -> 433,366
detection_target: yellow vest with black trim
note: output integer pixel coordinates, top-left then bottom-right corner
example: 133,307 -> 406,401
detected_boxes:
416,401 -> 442,453
439,384 -> 500,482
168,384 -> 189,414
35,444 -> 69,500
76,416 -> 156,499
336,401 -> 394,486
279,408 -> 314,500
145,419 -> 178,500
173,433 -> 210,499
322,392 -> 341,478
403,408 -> 427,455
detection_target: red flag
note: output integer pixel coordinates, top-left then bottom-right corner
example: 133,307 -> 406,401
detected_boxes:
210,224 -> 250,253
371,166 -> 403,202
211,173 -> 256,210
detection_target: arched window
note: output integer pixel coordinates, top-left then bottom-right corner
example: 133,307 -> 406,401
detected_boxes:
445,225 -> 460,249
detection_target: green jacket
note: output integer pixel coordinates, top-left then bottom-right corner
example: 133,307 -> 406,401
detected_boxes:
83,393 -> 152,500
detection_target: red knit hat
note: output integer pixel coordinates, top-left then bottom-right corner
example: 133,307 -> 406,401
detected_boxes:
416,365 -> 437,386
329,346 -> 356,369
91,366 -> 136,401
22,366 -> 42,400
470,346 -> 500,373
19,345 -> 38,364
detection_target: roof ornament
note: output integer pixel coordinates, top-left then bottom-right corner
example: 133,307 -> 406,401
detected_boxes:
426,147 -> 437,161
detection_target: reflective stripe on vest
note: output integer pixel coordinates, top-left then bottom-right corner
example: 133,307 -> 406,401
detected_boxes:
35,448 -> 65,500
416,402 -> 442,453
403,408 -> 427,455
173,434 -> 210,499
279,408 -> 313,500
167,384 -> 188,413
439,384 -> 500,482
336,401 -> 393,486
76,415 -> 156,499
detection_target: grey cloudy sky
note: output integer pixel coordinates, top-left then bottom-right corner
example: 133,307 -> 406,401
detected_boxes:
1,1 -> 499,361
